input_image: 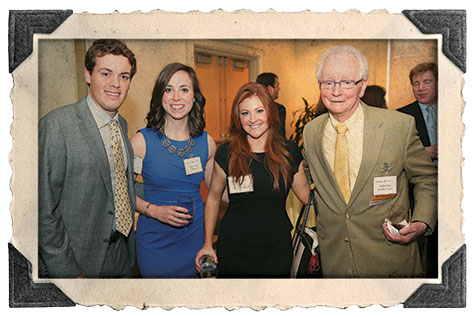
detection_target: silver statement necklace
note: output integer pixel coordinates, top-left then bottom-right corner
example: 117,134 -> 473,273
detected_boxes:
162,136 -> 195,158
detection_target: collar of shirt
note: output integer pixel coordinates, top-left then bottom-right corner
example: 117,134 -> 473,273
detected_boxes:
418,102 -> 438,117
87,95 -> 119,128
328,101 -> 364,134
86,94 -> 128,179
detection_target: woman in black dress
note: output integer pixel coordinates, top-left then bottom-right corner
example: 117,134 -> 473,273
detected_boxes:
195,82 -> 310,278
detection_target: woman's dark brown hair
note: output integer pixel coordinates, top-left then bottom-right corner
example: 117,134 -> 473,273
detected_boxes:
146,63 -> 206,137
228,82 -> 293,191
361,85 -> 387,109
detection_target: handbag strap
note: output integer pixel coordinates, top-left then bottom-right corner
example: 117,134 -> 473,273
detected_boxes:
294,202 -> 305,230
292,190 -> 316,242
311,189 -> 318,219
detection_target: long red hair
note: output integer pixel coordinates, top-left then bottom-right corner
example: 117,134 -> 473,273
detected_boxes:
228,82 -> 293,191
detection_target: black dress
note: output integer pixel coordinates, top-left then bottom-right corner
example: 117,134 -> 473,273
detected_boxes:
214,141 -> 302,278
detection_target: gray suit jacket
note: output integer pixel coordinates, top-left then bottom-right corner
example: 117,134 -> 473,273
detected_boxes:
303,103 -> 437,277
38,98 -> 136,278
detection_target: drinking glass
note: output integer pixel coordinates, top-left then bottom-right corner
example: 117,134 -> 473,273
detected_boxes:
177,194 -> 195,225
199,254 -> 218,278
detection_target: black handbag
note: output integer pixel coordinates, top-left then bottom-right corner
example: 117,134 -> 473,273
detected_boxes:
290,190 -> 322,278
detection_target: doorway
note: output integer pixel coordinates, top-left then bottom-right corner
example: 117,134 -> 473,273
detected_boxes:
194,51 -> 254,239
194,52 -> 251,143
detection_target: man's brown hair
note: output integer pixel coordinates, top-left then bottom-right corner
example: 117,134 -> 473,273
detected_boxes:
85,39 -> 137,79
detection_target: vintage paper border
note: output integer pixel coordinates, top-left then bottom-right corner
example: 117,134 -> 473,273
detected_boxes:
9,9 -> 465,309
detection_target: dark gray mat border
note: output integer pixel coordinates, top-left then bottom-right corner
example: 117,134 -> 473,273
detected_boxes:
9,243 -> 76,308
8,8 -> 466,308
8,10 -> 73,73
404,244 -> 466,308
402,10 -> 466,73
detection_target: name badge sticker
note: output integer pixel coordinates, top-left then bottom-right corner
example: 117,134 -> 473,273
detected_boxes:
184,156 -> 203,175
228,175 -> 254,194
373,176 -> 397,195
370,176 -> 397,206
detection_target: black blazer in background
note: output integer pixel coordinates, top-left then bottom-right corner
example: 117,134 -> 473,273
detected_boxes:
397,101 -> 431,147
276,102 -> 287,139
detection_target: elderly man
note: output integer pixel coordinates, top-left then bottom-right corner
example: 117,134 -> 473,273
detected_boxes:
302,45 -> 437,277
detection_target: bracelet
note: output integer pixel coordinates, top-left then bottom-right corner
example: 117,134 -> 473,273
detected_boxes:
144,202 -> 152,217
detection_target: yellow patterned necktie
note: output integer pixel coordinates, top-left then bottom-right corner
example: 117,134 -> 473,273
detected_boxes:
109,120 -> 133,236
334,123 -> 351,204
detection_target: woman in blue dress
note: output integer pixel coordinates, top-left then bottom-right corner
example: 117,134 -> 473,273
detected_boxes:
131,63 -> 216,278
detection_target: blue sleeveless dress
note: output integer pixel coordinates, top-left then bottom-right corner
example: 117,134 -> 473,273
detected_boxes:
136,128 -> 208,278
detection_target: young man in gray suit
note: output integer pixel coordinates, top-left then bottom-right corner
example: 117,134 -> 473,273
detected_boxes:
39,39 -> 137,278
302,46 -> 437,277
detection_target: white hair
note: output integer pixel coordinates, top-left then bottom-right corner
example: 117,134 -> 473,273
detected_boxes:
316,45 -> 369,81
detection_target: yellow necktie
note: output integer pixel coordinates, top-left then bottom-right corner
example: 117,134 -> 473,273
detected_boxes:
334,123 -> 351,203
109,120 -> 133,236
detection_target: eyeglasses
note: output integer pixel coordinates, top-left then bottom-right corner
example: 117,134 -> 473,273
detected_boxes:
319,79 -> 363,89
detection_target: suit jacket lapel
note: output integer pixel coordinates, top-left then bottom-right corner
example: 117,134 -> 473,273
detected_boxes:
75,99 -> 114,200
118,115 -> 136,203
348,104 -> 385,206
118,115 -> 132,171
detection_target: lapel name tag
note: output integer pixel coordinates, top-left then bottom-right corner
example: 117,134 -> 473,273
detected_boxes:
373,176 -> 397,195
228,175 -> 254,194
370,176 -> 397,206
184,156 -> 203,175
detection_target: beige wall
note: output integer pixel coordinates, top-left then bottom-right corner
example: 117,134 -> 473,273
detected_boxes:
39,39 -> 191,137
116,40 -> 190,136
244,40 -> 299,136
389,40 -> 438,109
39,40 -> 79,118
38,39 -> 436,139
